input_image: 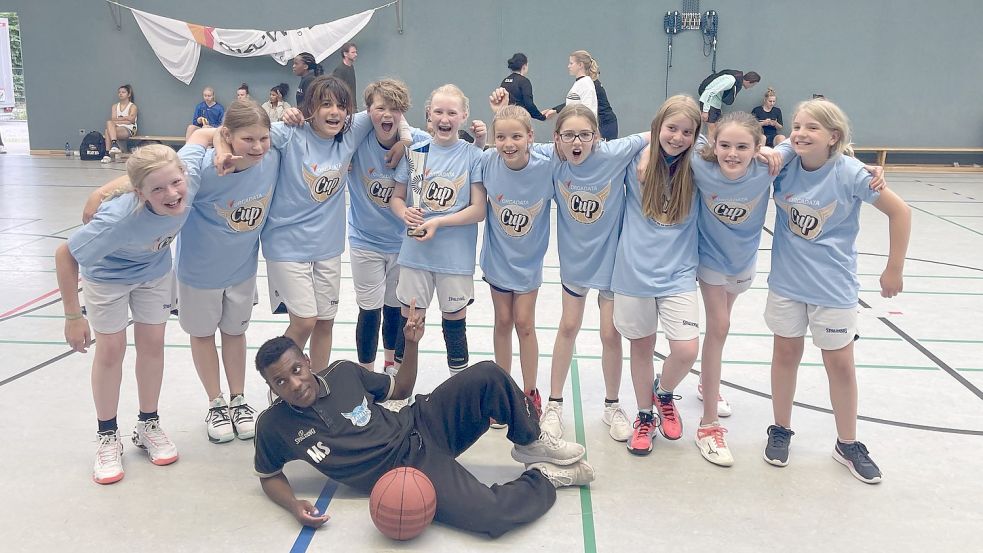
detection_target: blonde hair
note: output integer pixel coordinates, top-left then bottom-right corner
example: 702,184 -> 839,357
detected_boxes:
794,98 -> 853,157
428,84 -> 469,116
764,86 -> 776,101
642,95 -> 701,224
493,105 -> 533,135
222,99 -> 271,132
103,144 -> 184,204
570,50 -> 599,80
699,111 -> 763,163
364,78 -> 411,112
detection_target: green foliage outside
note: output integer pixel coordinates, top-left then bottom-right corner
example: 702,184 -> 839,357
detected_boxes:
0,12 -> 26,120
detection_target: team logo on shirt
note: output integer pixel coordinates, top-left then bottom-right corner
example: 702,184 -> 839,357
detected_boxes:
214,187 -> 273,232
776,196 -> 837,240
703,191 -> 764,225
422,173 -> 467,213
152,234 -> 176,252
361,169 -> 395,208
489,195 -> 545,237
556,180 -> 611,224
341,397 -> 372,427
302,163 -> 345,203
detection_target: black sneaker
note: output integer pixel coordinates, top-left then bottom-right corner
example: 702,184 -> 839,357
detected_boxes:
763,424 -> 794,467
833,440 -> 883,484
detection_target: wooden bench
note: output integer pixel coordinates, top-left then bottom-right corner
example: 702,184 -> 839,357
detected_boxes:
128,135 -> 186,147
853,146 -> 983,167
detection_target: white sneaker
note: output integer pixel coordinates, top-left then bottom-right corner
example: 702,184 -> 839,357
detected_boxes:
93,431 -> 124,485
697,384 -> 732,418
101,155 -> 111,164
528,460 -> 596,488
0,145 -> 7,154
229,395 -> 257,440
109,143 -> 121,154
695,422 -> 734,467
602,402 -> 633,442
539,400 -> 564,438
205,396 -> 235,443
132,419 -> 179,466
511,431 -> 585,466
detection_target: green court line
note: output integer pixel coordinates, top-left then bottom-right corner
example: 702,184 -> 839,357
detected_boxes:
568,345 -> 597,553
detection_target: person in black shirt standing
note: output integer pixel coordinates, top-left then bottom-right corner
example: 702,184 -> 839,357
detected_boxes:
332,42 -> 358,110
253,301 -> 595,538
593,78 -> 619,140
292,52 -> 323,113
500,53 -> 546,121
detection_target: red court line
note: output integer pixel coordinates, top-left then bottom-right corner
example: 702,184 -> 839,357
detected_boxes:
0,287 -> 63,319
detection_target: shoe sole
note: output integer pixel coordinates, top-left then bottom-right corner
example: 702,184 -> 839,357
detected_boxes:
695,438 -> 734,467
93,471 -> 124,485
235,430 -> 255,440
658,424 -> 682,441
762,451 -> 789,467
133,441 -> 180,466
208,433 -> 235,444
511,447 -> 584,466
832,449 -> 882,484
627,445 -> 652,456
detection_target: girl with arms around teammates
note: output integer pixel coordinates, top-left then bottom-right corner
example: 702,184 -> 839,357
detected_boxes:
611,95 -> 702,457
764,98 -> 910,484
390,84 -> 486,377
57,144 -> 201,484
479,103 -> 554,407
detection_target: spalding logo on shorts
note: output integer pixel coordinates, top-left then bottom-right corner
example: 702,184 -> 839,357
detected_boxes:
775,197 -> 837,240
341,397 -> 372,427
489,196 -> 545,237
556,180 -> 611,224
302,163 -> 345,203
214,188 -> 273,232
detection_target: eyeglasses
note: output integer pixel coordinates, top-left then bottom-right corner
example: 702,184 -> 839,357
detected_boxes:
557,131 -> 596,143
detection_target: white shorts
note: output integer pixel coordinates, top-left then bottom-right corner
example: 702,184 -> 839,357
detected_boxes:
266,258 -> 341,320
82,272 -> 174,334
177,277 -> 257,337
562,282 -> 614,301
697,264 -> 755,295
613,291 -> 700,341
396,267 -> 474,314
764,290 -> 858,350
349,248 -> 400,310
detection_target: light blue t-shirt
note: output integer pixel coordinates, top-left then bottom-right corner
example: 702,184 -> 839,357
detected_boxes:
346,128 -> 430,254
69,146 -> 204,284
479,148 -> 554,293
548,133 -> 647,290
176,144 -> 280,289
612,150 -> 699,297
769,154 -> 880,308
395,138 -> 483,275
692,140 -> 773,276
260,113 -> 374,262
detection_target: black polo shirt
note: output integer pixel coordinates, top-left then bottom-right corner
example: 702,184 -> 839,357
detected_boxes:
254,360 -> 412,492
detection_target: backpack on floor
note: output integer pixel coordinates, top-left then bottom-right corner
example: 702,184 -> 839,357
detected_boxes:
79,131 -> 106,160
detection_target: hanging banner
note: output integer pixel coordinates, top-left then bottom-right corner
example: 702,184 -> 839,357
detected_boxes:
129,8 -> 377,84
0,18 -> 14,110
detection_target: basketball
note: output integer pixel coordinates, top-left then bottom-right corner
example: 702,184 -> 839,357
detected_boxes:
369,467 -> 437,540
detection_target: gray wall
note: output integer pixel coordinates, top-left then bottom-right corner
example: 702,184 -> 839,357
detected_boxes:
9,0 -> 983,150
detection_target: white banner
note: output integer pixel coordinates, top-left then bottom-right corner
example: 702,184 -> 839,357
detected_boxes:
129,8 -> 377,85
0,18 -> 14,109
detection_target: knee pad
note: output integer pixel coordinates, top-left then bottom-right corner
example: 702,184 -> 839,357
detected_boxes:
442,317 -> 469,372
382,305 -> 402,351
355,308 -> 381,363
394,314 -> 409,364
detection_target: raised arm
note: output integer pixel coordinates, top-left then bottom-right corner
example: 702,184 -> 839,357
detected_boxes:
391,299 -> 422,399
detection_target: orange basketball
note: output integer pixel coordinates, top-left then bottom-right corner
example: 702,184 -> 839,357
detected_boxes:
369,467 -> 437,540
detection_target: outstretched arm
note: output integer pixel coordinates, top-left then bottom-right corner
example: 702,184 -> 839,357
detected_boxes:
260,473 -> 331,528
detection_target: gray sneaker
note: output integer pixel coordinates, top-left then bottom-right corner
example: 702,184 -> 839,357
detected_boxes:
512,432 -> 585,466
763,424 -> 794,467
539,400 -> 564,438
528,460 -> 596,488
833,440 -> 883,484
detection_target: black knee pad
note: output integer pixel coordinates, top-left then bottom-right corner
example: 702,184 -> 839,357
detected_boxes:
394,314 -> 409,364
355,308 -> 381,363
382,305 -> 402,351
442,317 -> 469,371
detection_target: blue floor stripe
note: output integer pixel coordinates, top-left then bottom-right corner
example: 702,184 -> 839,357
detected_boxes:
288,479 -> 340,553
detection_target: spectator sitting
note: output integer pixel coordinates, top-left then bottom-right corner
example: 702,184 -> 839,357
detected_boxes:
185,86 -> 225,141
102,84 -> 138,163
236,83 -> 250,101
262,83 -> 291,123
751,87 -> 786,147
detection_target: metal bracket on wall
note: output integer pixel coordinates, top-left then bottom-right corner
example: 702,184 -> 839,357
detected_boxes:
396,0 -> 403,34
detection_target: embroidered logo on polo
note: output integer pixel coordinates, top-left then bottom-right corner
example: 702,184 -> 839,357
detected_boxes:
702,190 -> 764,225
302,163 -> 344,203
556,180 -> 611,224
776,196 -> 837,240
361,168 -> 395,208
341,397 -> 372,427
214,186 -> 273,232
294,427 -> 316,445
489,195 -> 545,237
421,173 -> 467,213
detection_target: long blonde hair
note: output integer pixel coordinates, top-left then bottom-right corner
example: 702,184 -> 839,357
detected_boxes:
641,95 -> 701,224
570,50 -> 599,80
793,98 -> 853,157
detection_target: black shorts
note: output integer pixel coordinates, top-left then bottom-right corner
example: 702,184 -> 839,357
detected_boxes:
700,103 -> 722,123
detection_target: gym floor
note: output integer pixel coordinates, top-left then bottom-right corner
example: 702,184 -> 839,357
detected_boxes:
0,155 -> 980,552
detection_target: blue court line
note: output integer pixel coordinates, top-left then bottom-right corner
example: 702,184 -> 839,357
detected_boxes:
289,479 -> 340,553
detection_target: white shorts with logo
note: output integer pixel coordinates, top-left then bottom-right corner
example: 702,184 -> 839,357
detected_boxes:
764,290 -> 857,350
177,277 -> 257,337
562,282 -> 614,301
349,248 -> 400,310
396,267 -> 473,314
82,272 -> 175,334
266,258 -> 341,320
613,291 -> 700,341
697,264 -> 756,295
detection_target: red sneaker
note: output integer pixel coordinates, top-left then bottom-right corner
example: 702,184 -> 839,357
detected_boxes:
526,388 -> 543,419
627,412 -> 656,456
653,377 -> 682,440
